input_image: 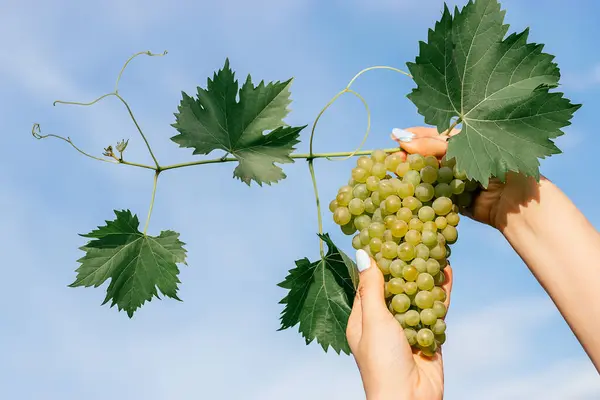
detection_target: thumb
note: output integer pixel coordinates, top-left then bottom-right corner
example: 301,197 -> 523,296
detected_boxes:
355,250 -> 390,328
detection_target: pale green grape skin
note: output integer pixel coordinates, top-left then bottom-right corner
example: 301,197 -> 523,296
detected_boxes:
395,162 -> 410,178
417,328 -> 435,347
364,198 -> 376,214
390,259 -> 407,278
392,294 -> 411,313
383,230 -> 394,243
446,212 -> 460,226
402,265 -> 419,282
379,200 -> 389,215
453,164 -> 468,180
385,195 -> 402,213
352,167 -> 369,183
378,181 -> 394,199
354,215 -> 372,231
389,178 -> 403,192
371,163 -> 387,178
429,244 -> 446,260
442,225 -> 458,244
431,286 -> 446,302
441,155 -> 456,168
415,243 -> 430,259
404,281 -> 418,295
328,199 -> 338,213
426,258 -> 441,276
395,313 -> 407,328
415,290 -> 434,309
388,277 -> 405,295
432,319 -> 446,335
353,184 -> 370,200
357,156 -> 374,171
359,229 -> 370,245
333,207 -> 352,225
418,206 -> 436,222
396,207 -> 413,222
424,155 -> 439,169
408,218 -> 424,231
348,198 -> 365,215
450,179 -> 465,195
403,170 -> 421,187
368,222 -> 386,238
404,310 -> 420,327
405,229 -> 421,246
421,230 -> 438,248
384,283 -> 393,298
377,258 -> 392,275
422,221 -> 437,232
385,154 -> 403,172
371,149 -> 387,163
397,182 -> 415,198
336,191 -> 353,207
408,154 -> 426,170
339,185 -> 353,193
352,235 -> 363,250
397,242 -> 416,261
362,246 -> 373,258
403,196 -> 423,211
420,343 -> 437,357
371,192 -> 381,208
340,221 -> 357,235
369,237 -> 383,253
390,220 -> 409,238
372,208 -> 383,222
435,332 -> 447,345
437,233 -> 446,247
434,271 -> 446,286
435,216 -> 448,230
417,273 -> 435,291
420,309 -> 437,326
420,166 -> 438,184
437,167 -> 453,183
411,257 -> 427,273
432,196 -> 453,216
384,215 -> 397,227
387,301 -> 395,313
433,301 -> 447,318
404,328 -> 418,345
434,182 -> 453,198
366,175 -> 380,191
382,241 -> 399,259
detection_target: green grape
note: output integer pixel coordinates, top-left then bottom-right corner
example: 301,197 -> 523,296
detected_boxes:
404,281 -> 418,295
339,185 -> 353,193
435,216 -> 447,230
424,155 -> 439,169
336,191 -> 353,207
388,277 -> 405,295
441,155 -> 456,168
426,258 -> 441,276
353,184 -> 370,200
357,156 -> 374,171
394,312 -> 407,328
437,233 -> 447,247
378,181 -> 396,199
398,242 -> 416,261
391,294 -> 411,313
450,179 -> 465,195
404,310 -> 420,327
372,208 -> 383,222
383,215 -> 396,227
465,179 -> 479,192
445,244 -> 452,258
437,167 -> 453,183
442,225 -> 458,244
395,162 -> 410,177
434,182 -> 453,198
387,301 -> 394,313
410,257 -> 427,273
377,258 -> 392,275
362,246 -> 373,258
429,244 -> 446,260
408,154 -> 426,170
371,192 -> 382,207
453,164 -> 467,180
420,342 -> 438,357
328,199 -> 338,213
421,230 -> 438,248
366,175 -> 380,191
415,243 -> 430,259
333,207 -> 351,225
446,212 -> 460,226
435,332 -> 447,345
405,229 -> 421,246
369,237 -> 383,253
431,286 -> 446,302
390,259 -> 407,277
354,215 -> 372,231
432,319 -> 446,335
417,328 -> 435,347
384,283 -> 393,298
381,241 -> 398,259
396,182 -> 415,199
364,198 -> 376,214
375,251 -> 384,261
402,265 -> 418,282
352,235 -> 363,250
420,166 -> 438,184
433,301 -> 447,318
385,153 -> 403,172
422,221 -> 437,232
385,195 -> 402,213
383,230 -> 394,243
359,229 -> 370,245
420,309 -> 437,326
418,206 -> 436,222
379,200 -> 389,215
389,177 -> 402,190
396,207 -> 413,222
368,222 -> 385,238
403,196 -> 422,211
456,192 -> 473,207
348,198 -> 365,215
408,293 -> 417,307
432,197 -> 453,215
371,163 -> 387,178
403,170 -> 421,187
404,328 -> 418,345
417,273 -> 435,291
408,218 -> 424,231
434,271 -> 446,286
341,221 -> 357,235
351,167 -> 369,183
415,291 -> 434,309
390,220 -> 408,238
371,149 -> 387,163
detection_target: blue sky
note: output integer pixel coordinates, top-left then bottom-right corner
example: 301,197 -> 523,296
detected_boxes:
1,0 -> 599,399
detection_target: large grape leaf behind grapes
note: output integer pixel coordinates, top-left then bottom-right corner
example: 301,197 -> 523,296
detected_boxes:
407,0 -> 581,186
70,210 -> 187,317
171,59 -> 306,186
278,234 -> 358,354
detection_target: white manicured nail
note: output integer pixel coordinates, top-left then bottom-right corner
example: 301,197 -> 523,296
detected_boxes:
356,249 -> 371,272
392,128 -> 415,142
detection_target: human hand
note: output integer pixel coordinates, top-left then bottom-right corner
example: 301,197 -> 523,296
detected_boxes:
347,250 -> 453,400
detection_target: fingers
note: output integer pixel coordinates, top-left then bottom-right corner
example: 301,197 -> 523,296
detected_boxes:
441,263 -> 453,311
346,292 -> 362,350
391,126 -> 461,158
355,249 -> 389,332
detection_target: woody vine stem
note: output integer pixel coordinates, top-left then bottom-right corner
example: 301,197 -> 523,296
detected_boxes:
31,50 -> 436,248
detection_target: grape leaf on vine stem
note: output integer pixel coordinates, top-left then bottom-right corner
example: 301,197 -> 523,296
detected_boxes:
278,234 -> 358,354
171,59 -> 306,186
69,210 -> 187,317
407,0 -> 581,187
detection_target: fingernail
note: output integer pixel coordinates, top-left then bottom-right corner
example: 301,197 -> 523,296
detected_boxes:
392,128 -> 415,142
356,249 -> 371,272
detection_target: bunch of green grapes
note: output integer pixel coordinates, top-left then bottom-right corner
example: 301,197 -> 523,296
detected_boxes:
329,149 -> 479,356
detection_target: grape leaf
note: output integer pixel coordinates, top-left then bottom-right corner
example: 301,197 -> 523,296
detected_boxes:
407,0 -> 581,186
170,59 -> 306,186
278,233 -> 358,354
69,210 -> 187,317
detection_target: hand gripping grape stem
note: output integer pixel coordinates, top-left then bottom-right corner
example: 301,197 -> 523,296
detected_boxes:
31,0 -> 580,354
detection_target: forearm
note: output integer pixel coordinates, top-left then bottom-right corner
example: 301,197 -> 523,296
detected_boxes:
500,177 -> 600,371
